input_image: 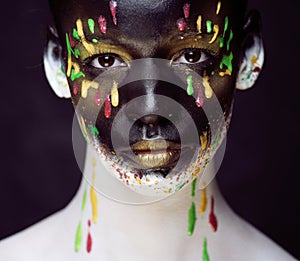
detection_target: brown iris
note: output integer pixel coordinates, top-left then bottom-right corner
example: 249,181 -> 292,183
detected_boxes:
184,51 -> 201,63
97,55 -> 115,67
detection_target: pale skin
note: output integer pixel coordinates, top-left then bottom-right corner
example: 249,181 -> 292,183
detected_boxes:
0,0 -> 298,260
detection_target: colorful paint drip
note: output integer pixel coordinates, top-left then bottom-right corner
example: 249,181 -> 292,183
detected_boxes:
105,95 -> 112,118
73,83 -> 79,95
191,178 -> 197,198
110,0 -> 117,25
81,79 -> 99,98
94,90 -> 101,106
76,19 -> 95,54
90,179 -> 99,223
227,30 -> 233,51
216,1 -> 221,15
177,18 -> 186,31
196,86 -> 204,107
209,196 -> 218,232
98,15 -> 107,34
199,185 -> 207,214
69,33 -> 76,48
188,201 -> 197,236
73,28 -> 80,41
220,16 -> 229,48
220,52 -> 233,74
88,18 -> 95,34
202,238 -> 210,261
75,221 -> 83,253
209,25 -> 219,44
206,20 -> 213,34
183,3 -> 190,19
196,15 -> 202,34
111,81 -> 119,107
86,220 -> 93,253
187,75 -> 194,95
203,76 -> 213,99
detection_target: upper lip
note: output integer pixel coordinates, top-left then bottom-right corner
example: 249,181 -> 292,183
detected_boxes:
130,140 -> 181,153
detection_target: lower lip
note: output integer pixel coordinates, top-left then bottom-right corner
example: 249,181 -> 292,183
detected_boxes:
131,149 -> 180,169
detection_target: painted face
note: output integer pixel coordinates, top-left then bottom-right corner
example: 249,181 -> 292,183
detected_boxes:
50,0 -> 246,197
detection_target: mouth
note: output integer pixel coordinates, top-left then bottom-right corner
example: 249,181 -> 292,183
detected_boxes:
119,139 -> 182,171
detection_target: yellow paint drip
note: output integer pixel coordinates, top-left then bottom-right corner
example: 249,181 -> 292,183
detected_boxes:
199,185 -> 207,214
209,24 -> 219,44
203,76 -> 213,99
80,116 -> 88,138
219,69 -> 232,77
76,19 -> 95,54
111,81 -> 119,107
81,79 -> 99,98
200,131 -> 208,150
90,185 -> 98,223
251,55 -> 259,65
92,157 -> 97,168
216,1 -> 221,15
197,15 -> 202,34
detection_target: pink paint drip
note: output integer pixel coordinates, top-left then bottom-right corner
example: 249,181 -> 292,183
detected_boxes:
69,33 -> 76,48
109,0 -> 117,25
196,87 -> 204,107
94,90 -> 101,106
86,219 -> 92,253
73,83 -> 78,95
183,3 -> 190,19
98,15 -> 107,34
105,94 -> 111,118
177,18 -> 186,31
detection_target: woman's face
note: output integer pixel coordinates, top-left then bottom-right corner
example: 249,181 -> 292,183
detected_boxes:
51,0 -> 246,197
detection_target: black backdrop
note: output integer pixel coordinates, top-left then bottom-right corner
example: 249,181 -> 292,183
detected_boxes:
0,0 -> 299,259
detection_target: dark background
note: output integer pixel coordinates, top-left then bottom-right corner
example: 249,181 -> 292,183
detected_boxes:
1,0 -> 299,259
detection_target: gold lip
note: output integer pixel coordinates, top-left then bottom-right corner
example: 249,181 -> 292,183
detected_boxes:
130,140 -> 181,152
127,140 -> 181,169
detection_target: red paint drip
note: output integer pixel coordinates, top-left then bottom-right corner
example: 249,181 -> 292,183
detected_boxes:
94,90 -> 101,106
98,15 -> 107,34
88,220 -> 91,227
69,33 -> 76,48
209,196 -> 218,232
109,0 -> 117,25
253,67 -> 261,73
73,82 -> 78,95
87,232 -> 93,253
104,94 -> 111,118
177,18 -> 186,31
196,87 -> 204,107
183,3 -> 190,19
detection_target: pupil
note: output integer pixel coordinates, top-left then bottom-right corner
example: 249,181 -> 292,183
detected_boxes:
185,51 -> 201,63
99,55 -> 115,67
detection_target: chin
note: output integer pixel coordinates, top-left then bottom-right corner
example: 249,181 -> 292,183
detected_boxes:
92,137 -> 213,197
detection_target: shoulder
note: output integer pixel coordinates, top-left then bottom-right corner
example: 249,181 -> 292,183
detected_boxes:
0,209 -> 75,261
219,214 -> 298,261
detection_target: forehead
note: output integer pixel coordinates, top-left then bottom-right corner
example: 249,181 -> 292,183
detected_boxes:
51,0 -> 246,37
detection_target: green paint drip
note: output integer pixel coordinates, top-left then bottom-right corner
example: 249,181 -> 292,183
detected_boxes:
213,128 -> 221,150
88,18 -> 95,34
66,33 -> 80,58
89,125 -> 99,136
188,202 -> 197,236
227,29 -> 233,51
81,187 -> 87,211
191,178 -> 197,198
202,238 -> 210,261
220,52 -> 233,73
61,65 -> 65,74
176,182 -> 185,191
220,16 -> 229,48
75,221 -> 83,252
71,69 -> 85,81
206,20 -> 213,34
187,75 -> 194,95
92,38 -> 98,43
73,28 -> 80,41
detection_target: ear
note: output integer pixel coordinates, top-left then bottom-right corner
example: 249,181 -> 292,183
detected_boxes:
236,11 -> 264,91
43,26 -> 71,98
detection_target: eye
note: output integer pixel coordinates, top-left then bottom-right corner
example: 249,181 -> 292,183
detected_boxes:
173,49 -> 210,65
89,54 -> 126,69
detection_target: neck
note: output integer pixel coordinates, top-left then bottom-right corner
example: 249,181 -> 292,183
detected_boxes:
66,145 -> 234,260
